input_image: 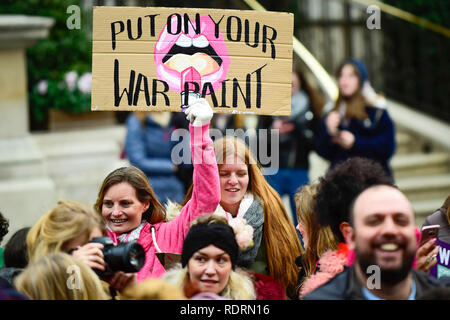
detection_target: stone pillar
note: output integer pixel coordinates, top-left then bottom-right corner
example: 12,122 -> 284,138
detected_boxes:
0,15 -> 56,243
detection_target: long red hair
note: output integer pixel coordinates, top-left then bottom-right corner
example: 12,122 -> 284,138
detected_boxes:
181,136 -> 303,298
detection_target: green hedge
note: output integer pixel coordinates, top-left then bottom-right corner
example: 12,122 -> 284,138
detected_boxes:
0,0 -> 92,126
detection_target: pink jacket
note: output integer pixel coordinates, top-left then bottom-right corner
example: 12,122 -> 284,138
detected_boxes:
107,123 -> 220,281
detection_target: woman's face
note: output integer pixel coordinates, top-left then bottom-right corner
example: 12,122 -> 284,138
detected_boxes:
338,64 -> 360,97
101,182 -> 149,235
187,244 -> 232,295
219,155 -> 249,215
296,220 -> 309,248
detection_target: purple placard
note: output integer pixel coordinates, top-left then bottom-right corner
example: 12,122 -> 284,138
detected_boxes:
429,239 -> 450,279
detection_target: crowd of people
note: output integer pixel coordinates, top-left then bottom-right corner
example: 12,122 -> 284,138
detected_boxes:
0,58 -> 449,301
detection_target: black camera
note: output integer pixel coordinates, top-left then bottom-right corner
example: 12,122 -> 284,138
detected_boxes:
90,237 -> 145,277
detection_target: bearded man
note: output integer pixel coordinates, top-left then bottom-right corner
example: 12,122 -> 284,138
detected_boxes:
304,185 -> 449,300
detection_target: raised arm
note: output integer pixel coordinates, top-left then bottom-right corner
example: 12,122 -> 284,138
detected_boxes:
158,99 -> 220,248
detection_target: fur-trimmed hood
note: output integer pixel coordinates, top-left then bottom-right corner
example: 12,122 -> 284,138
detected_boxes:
165,200 -> 184,222
164,193 -> 258,223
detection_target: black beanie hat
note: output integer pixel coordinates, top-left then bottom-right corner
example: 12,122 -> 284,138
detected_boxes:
181,221 -> 239,268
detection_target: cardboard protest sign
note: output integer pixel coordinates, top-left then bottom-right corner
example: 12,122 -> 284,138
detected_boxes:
92,6 -> 293,115
430,239 -> 450,279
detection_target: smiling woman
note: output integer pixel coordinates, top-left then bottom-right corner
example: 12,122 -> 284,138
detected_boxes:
94,98 -> 220,281
26,200 -> 105,268
163,214 -> 286,300
101,181 -> 151,236
180,136 -> 303,299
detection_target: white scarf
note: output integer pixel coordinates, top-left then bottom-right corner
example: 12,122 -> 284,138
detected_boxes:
214,192 -> 254,222
111,221 -> 147,243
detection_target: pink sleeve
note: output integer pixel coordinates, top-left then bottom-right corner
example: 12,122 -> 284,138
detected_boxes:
157,123 -> 220,252
187,123 -> 221,214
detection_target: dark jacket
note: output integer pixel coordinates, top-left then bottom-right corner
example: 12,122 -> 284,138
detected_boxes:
125,114 -> 185,204
0,274 -> 27,300
315,106 -> 395,176
0,267 -> 22,288
303,266 -> 449,300
422,208 -> 450,244
258,90 -> 317,170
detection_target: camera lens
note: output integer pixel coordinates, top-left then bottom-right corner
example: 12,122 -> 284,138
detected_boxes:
127,242 -> 145,271
90,237 -> 145,275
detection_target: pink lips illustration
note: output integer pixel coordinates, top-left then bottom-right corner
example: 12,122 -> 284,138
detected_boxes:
154,14 -> 230,94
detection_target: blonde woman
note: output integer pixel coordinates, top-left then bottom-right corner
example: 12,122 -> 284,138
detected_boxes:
27,200 -> 105,269
93,99 -> 220,282
14,252 -> 108,300
163,215 -> 269,300
26,200 -> 134,292
181,137 -> 303,298
294,184 -> 339,298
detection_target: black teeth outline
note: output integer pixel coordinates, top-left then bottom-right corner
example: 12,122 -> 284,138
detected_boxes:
162,43 -> 223,67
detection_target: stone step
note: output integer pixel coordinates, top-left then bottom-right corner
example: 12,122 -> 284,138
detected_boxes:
396,174 -> 450,202
34,125 -> 126,146
33,126 -> 127,178
388,99 -> 450,152
395,131 -> 415,154
394,129 -> 438,155
0,176 -> 56,244
52,159 -> 130,205
33,125 -> 130,205
41,142 -> 122,178
0,136 -> 49,180
391,152 -> 450,178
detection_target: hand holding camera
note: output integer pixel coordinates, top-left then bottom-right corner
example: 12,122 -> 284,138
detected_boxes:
89,237 -> 145,277
70,236 -> 145,290
70,242 -> 106,272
